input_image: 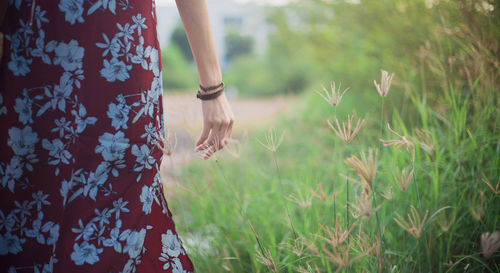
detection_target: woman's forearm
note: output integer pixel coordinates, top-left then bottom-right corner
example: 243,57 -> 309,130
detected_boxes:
175,0 -> 222,87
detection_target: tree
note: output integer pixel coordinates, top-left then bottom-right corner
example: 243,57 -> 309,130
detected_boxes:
170,24 -> 193,62
224,31 -> 254,62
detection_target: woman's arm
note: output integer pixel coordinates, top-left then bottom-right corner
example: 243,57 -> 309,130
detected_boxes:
175,0 -> 235,160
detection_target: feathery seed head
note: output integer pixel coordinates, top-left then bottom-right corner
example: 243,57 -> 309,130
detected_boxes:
413,128 -> 435,154
310,183 -> 337,201
287,192 -> 313,209
374,70 -> 394,97
317,216 -> 354,250
351,192 -> 376,219
249,221 -> 277,272
435,207 -> 456,233
469,190 -> 486,221
327,114 -> 365,143
481,231 -> 500,259
297,264 -> 315,273
393,205 -> 429,239
155,129 -> 177,156
354,231 -> 378,257
316,81 -> 350,107
393,167 -> 414,191
381,186 -> 394,201
344,149 -> 377,191
256,248 -> 277,272
380,123 -> 415,161
482,175 -> 500,195
224,137 -> 243,158
280,235 -> 308,257
320,242 -> 368,271
257,127 -> 285,153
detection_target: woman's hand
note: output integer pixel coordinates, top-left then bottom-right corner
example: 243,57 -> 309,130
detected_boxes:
194,92 -> 235,160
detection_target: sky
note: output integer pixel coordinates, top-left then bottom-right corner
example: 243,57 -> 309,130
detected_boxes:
156,0 -> 291,6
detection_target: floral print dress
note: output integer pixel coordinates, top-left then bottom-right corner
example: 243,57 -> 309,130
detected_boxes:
0,0 -> 194,272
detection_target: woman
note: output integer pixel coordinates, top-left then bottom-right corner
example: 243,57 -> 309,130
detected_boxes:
0,0 -> 234,271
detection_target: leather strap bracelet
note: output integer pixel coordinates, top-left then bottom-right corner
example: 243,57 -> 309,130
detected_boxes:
197,82 -> 224,100
199,82 -> 224,92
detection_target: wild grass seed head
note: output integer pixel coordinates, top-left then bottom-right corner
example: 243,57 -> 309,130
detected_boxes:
350,192 -> 378,219
413,128 -> 435,154
393,205 -> 429,239
469,190 -> 486,221
481,231 -> 500,259
310,183 -> 336,201
154,128 -> 177,156
287,192 -> 312,209
327,114 -> 365,143
256,248 -> 277,272
380,123 -> 415,161
354,230 -> 378,257
316,81 -> 350,107
393,167 -> 414,191
482,174 -> 500,195
374,70 -> 395,97
321,242 -> 368,272
381,186 -> 394,201
344,149 -> 377,193
316,216 -> 354,250
435,207 -> 456,233
257,127 -> 285,153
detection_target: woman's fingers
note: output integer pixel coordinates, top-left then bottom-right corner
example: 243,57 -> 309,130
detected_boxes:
224,118 -> 234,146
197,118 -> 233,159
217,118 -> 230,150
202,143 -> 217,159
202,132 -> 221,159
197,122 -> 220,153
194,121 -> 211,152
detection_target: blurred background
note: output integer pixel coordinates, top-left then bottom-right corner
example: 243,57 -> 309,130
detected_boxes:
157,0 -> 500,272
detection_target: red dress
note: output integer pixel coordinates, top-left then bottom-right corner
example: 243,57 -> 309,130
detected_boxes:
0,0 -> 194,272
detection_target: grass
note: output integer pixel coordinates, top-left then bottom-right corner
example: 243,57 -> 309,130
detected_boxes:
161,11 -> 500,272
163,77 -> 499,272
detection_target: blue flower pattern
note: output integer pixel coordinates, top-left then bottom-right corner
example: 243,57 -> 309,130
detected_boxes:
1,0 -> 193,272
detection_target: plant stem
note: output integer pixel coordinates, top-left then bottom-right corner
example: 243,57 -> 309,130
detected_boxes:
272,150 -> 298,240
375,96 -> 387,271
334,106 -> 338,229
346,175 -> 349,243
334,195 -> 337,228
272,151 -> 283,192
380,97 -> 385,137
412,160 -> 422,211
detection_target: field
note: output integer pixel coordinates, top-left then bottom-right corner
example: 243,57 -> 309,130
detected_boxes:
160,1 -> 500,272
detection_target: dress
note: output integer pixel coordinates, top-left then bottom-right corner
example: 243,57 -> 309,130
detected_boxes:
0,0 -> 194,272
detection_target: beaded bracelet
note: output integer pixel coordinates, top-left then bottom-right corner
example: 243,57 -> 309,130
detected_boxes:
196,82 -> 225,100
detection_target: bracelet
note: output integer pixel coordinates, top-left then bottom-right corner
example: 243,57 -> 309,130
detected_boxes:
196,82 -> 224,100
199,82 -> 224,92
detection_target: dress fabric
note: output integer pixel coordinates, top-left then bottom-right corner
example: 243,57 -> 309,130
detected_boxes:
0,0 -> 194,272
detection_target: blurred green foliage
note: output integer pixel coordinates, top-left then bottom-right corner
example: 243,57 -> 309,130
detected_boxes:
224,53 -> 320,97
225,0 -> 500,98
161,44 -> 197,91
224,30 -> 254,62
170,23 -> 194,62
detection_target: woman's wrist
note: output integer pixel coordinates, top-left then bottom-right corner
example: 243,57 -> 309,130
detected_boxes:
197,81 -> 224,100
198,67 -> 222,87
